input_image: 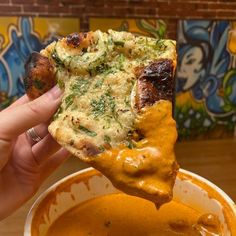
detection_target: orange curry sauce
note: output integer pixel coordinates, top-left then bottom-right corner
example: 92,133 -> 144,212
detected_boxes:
89,100 -> 178,207
46,193 -> 222,236
43,101 -> 226,235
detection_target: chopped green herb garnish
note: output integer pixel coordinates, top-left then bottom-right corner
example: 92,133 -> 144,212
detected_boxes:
124,96 -> 130,107
51,47 -> 64,67
119,54 -> 125,68
104,67 -> 116,75
91,96 -> 106,117
87,68 -> 92,76
105,90 -> 116,113
126,140 -> 136,149
95,63 -> 110,74
106,91 -> 123,128
108,37 -> 113,45
79,125 -> 97,137
119,53 -> 125,62
155,39 -> 167,51
114,41 -> 125,47
53,106 -> 63,120
104,135 -> 111,143
82,48 -> 87,53
87,52 -> 107,76
71,79 -> 90,96
90,89 -> 115,118
23,77 -> 30,90
88,63 -> 111,76
57,78 -> 64,89
113,115 -> 123,128
65,94 -> 74,109
90,89 -> 122,127
93,78 -> 104,89
98,145 -> 105,152
33,79 -> 45,90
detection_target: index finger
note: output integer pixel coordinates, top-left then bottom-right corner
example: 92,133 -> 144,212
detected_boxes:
0,86 -> 63,141
4,95 -> 29,111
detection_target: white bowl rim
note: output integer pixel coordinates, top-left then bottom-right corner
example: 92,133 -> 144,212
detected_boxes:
179,169 -> 235,206
24,167 -> 236,236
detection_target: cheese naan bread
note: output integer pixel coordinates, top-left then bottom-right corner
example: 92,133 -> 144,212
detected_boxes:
24,30 -> 178,207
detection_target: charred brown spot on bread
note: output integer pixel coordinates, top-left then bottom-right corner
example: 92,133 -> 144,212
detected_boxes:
66,33 -> 84,48
24,52 -> 56,99
75,140 -> 101,157
66,32 -> 91,49
135,59 -> 174,110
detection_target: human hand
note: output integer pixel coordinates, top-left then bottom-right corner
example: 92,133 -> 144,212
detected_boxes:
0,86 -> 70,220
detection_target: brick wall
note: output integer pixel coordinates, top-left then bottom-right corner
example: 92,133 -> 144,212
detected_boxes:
1,0 -> 236,39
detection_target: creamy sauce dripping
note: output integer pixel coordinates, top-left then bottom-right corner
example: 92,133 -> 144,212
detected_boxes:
88,100 -> 178,206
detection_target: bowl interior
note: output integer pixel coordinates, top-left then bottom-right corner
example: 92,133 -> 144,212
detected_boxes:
24,168 -> 236,236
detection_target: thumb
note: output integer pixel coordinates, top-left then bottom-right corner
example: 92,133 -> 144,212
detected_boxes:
0,85 -> 63,141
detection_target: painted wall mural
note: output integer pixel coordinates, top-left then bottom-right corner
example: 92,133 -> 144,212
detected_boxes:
90,18 -> 167,39
0,17 -> 80,110
2,17 -> 235,140
176,20 -> 236,139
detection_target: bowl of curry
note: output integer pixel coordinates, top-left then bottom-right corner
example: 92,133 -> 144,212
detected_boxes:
24,167 -> 236,236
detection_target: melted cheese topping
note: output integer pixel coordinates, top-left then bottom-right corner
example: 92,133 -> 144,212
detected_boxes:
46,193 -> 223,236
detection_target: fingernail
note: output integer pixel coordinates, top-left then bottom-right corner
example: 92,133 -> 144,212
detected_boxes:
47,85 -> 63,99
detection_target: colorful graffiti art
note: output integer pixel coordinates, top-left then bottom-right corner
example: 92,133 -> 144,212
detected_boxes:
0,17 -> 79,110
176,20 -> 236,139
90,18 -> 167,39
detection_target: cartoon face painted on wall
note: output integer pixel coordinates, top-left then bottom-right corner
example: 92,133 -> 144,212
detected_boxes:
176,20 -> 236,139
178,45 -> 206,92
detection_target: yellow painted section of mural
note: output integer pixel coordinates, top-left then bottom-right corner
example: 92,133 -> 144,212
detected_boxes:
33,17 -> 80,40
228,22 -> 236,54
175,92 -> 203,109
90,18 -> 167,39
0,17 -> 18,49
0,17 -> 79,50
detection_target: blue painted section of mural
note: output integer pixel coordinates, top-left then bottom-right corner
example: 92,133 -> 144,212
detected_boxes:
176,20 -> 236,139
0,17 -> 57,109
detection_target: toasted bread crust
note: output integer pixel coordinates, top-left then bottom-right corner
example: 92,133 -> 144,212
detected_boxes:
24,52 -> 56,99
50,117 -> 101,160
135,59 -> 174,110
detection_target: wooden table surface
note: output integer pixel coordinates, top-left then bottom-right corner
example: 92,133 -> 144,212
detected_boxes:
0,138 -> 235,235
